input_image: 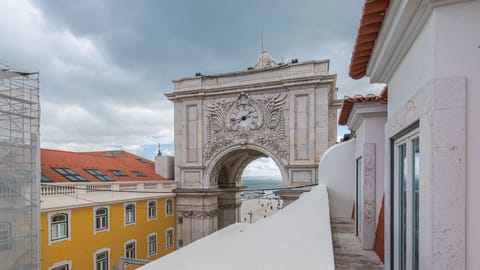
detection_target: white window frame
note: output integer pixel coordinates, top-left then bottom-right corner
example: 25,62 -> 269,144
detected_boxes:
166,227 -> 174,249
93,247 -> 110,270
124,240 -> 137,259
166,198 -> 174,216
147,232 -> 158,257
0,222 -> 12,251
147,200 -> 157,221
48,260 -> 72,270
392,129 -> 420,270
48,210 -> 71,246
93,206 -> 110,234
124,202 -> 136,226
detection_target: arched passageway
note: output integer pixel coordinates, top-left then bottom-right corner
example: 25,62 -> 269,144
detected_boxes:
205,146 -> 286,228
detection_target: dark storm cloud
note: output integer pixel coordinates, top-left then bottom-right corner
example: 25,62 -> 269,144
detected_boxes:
31,0 -> 365,91
1,0 -> 378,168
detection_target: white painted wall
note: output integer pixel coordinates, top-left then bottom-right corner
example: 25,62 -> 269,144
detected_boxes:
380,1 -> 479,268
354,117 -> 386,225
318,139 -> 355,218
388,13 -> 435,116
364,117 -> 386,226
434,2 -> 480,269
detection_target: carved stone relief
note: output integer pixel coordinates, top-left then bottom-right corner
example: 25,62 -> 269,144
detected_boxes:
179,210 -> 219,218
203,92 -> 288,161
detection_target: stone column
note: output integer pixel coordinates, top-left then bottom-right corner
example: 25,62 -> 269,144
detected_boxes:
175,192 -> 219,246
218,191 -> 242,229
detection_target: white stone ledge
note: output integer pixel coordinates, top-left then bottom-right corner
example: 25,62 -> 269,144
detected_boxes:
139,184 -> 334,270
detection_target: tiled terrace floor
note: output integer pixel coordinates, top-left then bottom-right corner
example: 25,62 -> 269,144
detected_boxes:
331,217 -> 384,270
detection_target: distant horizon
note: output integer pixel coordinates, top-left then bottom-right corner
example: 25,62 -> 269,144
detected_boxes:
241,175 -> 282,181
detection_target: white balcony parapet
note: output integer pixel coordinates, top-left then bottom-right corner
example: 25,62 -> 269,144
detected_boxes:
41,181 -> 177,197
40,181 -> 177,212
139,184 -> 334,270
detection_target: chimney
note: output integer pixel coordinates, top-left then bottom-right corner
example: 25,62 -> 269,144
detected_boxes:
155,156 -> 174,180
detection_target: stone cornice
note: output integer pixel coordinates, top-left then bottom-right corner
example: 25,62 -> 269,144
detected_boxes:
172,60 -> 330,83
346,102 -> 387,131
367,0 -> 471,83
165,75 -> 336,101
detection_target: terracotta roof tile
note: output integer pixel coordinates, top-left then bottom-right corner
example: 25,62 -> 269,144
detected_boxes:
349,0 -> 390,79
338,87 -> 388,125
41,149 -> 167,183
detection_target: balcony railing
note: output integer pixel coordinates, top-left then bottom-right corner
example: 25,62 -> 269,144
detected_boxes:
41,181 -> 177,197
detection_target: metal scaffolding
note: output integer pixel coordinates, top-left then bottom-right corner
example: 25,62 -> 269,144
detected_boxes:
0,64 -> 40,270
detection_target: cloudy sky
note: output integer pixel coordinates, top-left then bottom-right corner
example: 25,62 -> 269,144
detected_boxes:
0,0 -> 379,177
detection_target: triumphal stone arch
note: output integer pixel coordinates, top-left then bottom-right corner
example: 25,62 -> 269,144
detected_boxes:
166,52 -> 338,246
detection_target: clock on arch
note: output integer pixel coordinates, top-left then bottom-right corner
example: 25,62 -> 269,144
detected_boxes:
226,93 -> 263,131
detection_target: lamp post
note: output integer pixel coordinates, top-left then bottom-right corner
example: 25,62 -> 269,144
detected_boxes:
248,210 -> 253,223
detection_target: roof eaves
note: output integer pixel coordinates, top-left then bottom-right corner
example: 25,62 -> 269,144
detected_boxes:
338,87 -> 388,125
349,0 -> 390,80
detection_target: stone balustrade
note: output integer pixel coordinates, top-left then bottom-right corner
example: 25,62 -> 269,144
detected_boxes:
41,181 -> 177,197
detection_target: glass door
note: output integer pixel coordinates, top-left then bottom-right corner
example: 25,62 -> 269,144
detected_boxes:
393,130 -> 420,270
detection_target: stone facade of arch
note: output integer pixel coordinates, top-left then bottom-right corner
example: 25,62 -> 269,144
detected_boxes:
166,59 -> 339,246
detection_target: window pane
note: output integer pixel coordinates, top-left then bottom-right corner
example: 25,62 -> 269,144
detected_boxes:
53,214 -> 65,222
59,223 -> 66,237
96,251 -> 108,270
167,229 -> 174,248
52,225 -> 58,238
86,169 -> 114,181
126,242 -> 135,258
96,209 -> 108,230
148,235 -> 157,255
132,170 -> 146,177
52,265 -> 68,270
166,199 -> 173,215
41,174 -> 53,182
399,143 -> 407,269
54,168 -> 87,182
413,138 -> 420,270
125,205 -> 135,224
110,170 -> 127,176
0,223 -> 11,251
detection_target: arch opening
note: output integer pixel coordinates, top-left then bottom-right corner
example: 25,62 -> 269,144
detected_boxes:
241,157 -> 282,194
205,145 -> 288,189
205,146 -> 287,229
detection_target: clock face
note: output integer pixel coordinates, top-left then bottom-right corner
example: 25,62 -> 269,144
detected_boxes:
229,104 -> 259,130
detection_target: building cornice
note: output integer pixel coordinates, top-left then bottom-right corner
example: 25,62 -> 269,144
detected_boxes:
165,75 -> 337,101
367,0 -> 471,83
346,102 -> 387,131
172,60 -> 330,83
40,193 -> 175,212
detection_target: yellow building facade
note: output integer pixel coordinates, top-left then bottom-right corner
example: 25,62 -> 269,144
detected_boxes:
41,195 -> 176,270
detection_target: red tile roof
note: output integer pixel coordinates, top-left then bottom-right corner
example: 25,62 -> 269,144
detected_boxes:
338,87 -> 388,125
41,149 -> 167,183
349,0 -> 390,79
